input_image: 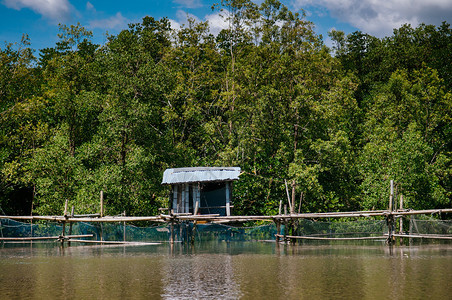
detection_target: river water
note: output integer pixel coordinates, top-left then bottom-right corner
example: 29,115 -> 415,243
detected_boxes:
0,242 -> 451,299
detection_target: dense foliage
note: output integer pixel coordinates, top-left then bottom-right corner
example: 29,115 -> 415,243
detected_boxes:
0,0 -> 450,216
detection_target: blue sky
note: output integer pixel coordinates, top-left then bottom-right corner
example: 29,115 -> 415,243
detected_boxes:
1,0 -> 451,51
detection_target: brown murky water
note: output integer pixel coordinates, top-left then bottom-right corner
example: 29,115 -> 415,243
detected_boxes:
0,242 -> 451,299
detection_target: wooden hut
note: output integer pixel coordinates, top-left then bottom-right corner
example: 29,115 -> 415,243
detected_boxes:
162,167 -> 241,216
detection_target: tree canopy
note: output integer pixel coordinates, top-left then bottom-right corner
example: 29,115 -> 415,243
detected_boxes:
1,0 -> 450,216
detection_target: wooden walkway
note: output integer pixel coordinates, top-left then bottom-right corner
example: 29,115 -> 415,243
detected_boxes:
1,208 -> 451,245
1,208 -> 451,223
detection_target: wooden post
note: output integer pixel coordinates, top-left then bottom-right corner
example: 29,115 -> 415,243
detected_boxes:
191,222 -> 196,245
386,215 -> 395,245
99,224 -> 103,242
179,222 -> 183,243
389,180 -> 394,211
409,215 -> 413,245
283,218 -> 287,244
30,185 -> 35,241
291,219 -> 298,245
68,206 -> 74,246
170,221 -> 174,244
291,180 -> 295,215
298,192 -> 303,214
123,211 -> 126,242
184,184 -> 189,214
61,223 -> 66,245
284,180 -> 292,213
399,195 -> 403,244
194,184 -> 200,215
387,181 -> 394,245
278,198 -> 282,215
284,204 -> 287,216
275,220 -> 281,244
100,191 -> 104,217
99,191 -> 104,242
64,199 -> 68,216
225,182 -> 231,216
61,199 -> 68,246
194,200 -> 199,215
172,186 -> 178,214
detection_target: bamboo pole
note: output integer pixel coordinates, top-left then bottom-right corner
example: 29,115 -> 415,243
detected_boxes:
68,206 -> 75,246
100,191 -> 104,217
191,222 -> 197,245
276,234 -> 386,241
177,223 -> 185,244
69,206 -> 74,232
63,199 -> 68,216
409,215 -> 413,245
283,218 -> 287,244
170,221 -> 174,244
100,191 -> 104,242
389,180 -> 394,211
298,192 -> 303,214
284,180 -> 292,212
387,181 -> 395,245
194,200 -> 199,215
61,199 -> 69,246
226,182 -> 231,216
390,234 -> 452,240
0,234 -> 93,241
69,240 -> 161,245
30,185 -> 34,241
73,213 -> 101,217
399,195 -> 403,245
0,208 -> 451,223
0,215 -> 164,222
387,216 -> 395,245
123,211 -> 126,242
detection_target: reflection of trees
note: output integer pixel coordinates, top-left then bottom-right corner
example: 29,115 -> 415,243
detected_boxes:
163,254 -> 240,299
2,245 -> 452,298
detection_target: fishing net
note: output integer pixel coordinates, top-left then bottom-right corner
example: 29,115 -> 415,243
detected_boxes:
0,218 -> 63,238
406,215 -> 452,235
291,218 -> 388,237
0,219 -> 169,242
1,216 -> 451,244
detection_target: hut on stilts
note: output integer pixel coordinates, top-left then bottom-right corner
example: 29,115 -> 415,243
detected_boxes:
161,167 -> 241,216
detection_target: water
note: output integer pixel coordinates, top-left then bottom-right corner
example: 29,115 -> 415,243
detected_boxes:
1,242 -> 451,299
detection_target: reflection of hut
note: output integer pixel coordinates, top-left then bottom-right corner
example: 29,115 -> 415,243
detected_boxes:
162,167 -> 241,216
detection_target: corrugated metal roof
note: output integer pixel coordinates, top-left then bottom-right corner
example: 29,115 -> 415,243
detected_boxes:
162,167 -> 241,185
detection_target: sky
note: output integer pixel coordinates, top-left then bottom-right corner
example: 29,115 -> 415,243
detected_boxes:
0,0 -> 451,52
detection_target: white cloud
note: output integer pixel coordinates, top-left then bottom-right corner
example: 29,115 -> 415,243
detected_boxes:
294,0 -> 452,37
168,10 -> 198,30
173,0 -> 203,9
89,12 -> 128,30
86,2 -> 95,12
168,10 -> 228,36
176,9 -> 200,24
2,0 -> 73,23
205,12 -> 229,36
169,19 -> 182,31
170,10 -> 240,36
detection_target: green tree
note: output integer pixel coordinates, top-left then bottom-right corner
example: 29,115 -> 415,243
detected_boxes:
0,34 -> 40,214
87,17 -> 173,215
359,69 -> 451,209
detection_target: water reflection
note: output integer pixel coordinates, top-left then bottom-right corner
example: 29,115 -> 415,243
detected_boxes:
163,254 -> 240,299
0,242 -> 451,299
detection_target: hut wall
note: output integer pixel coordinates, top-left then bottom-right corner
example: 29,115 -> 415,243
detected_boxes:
170,182 -> 232,216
